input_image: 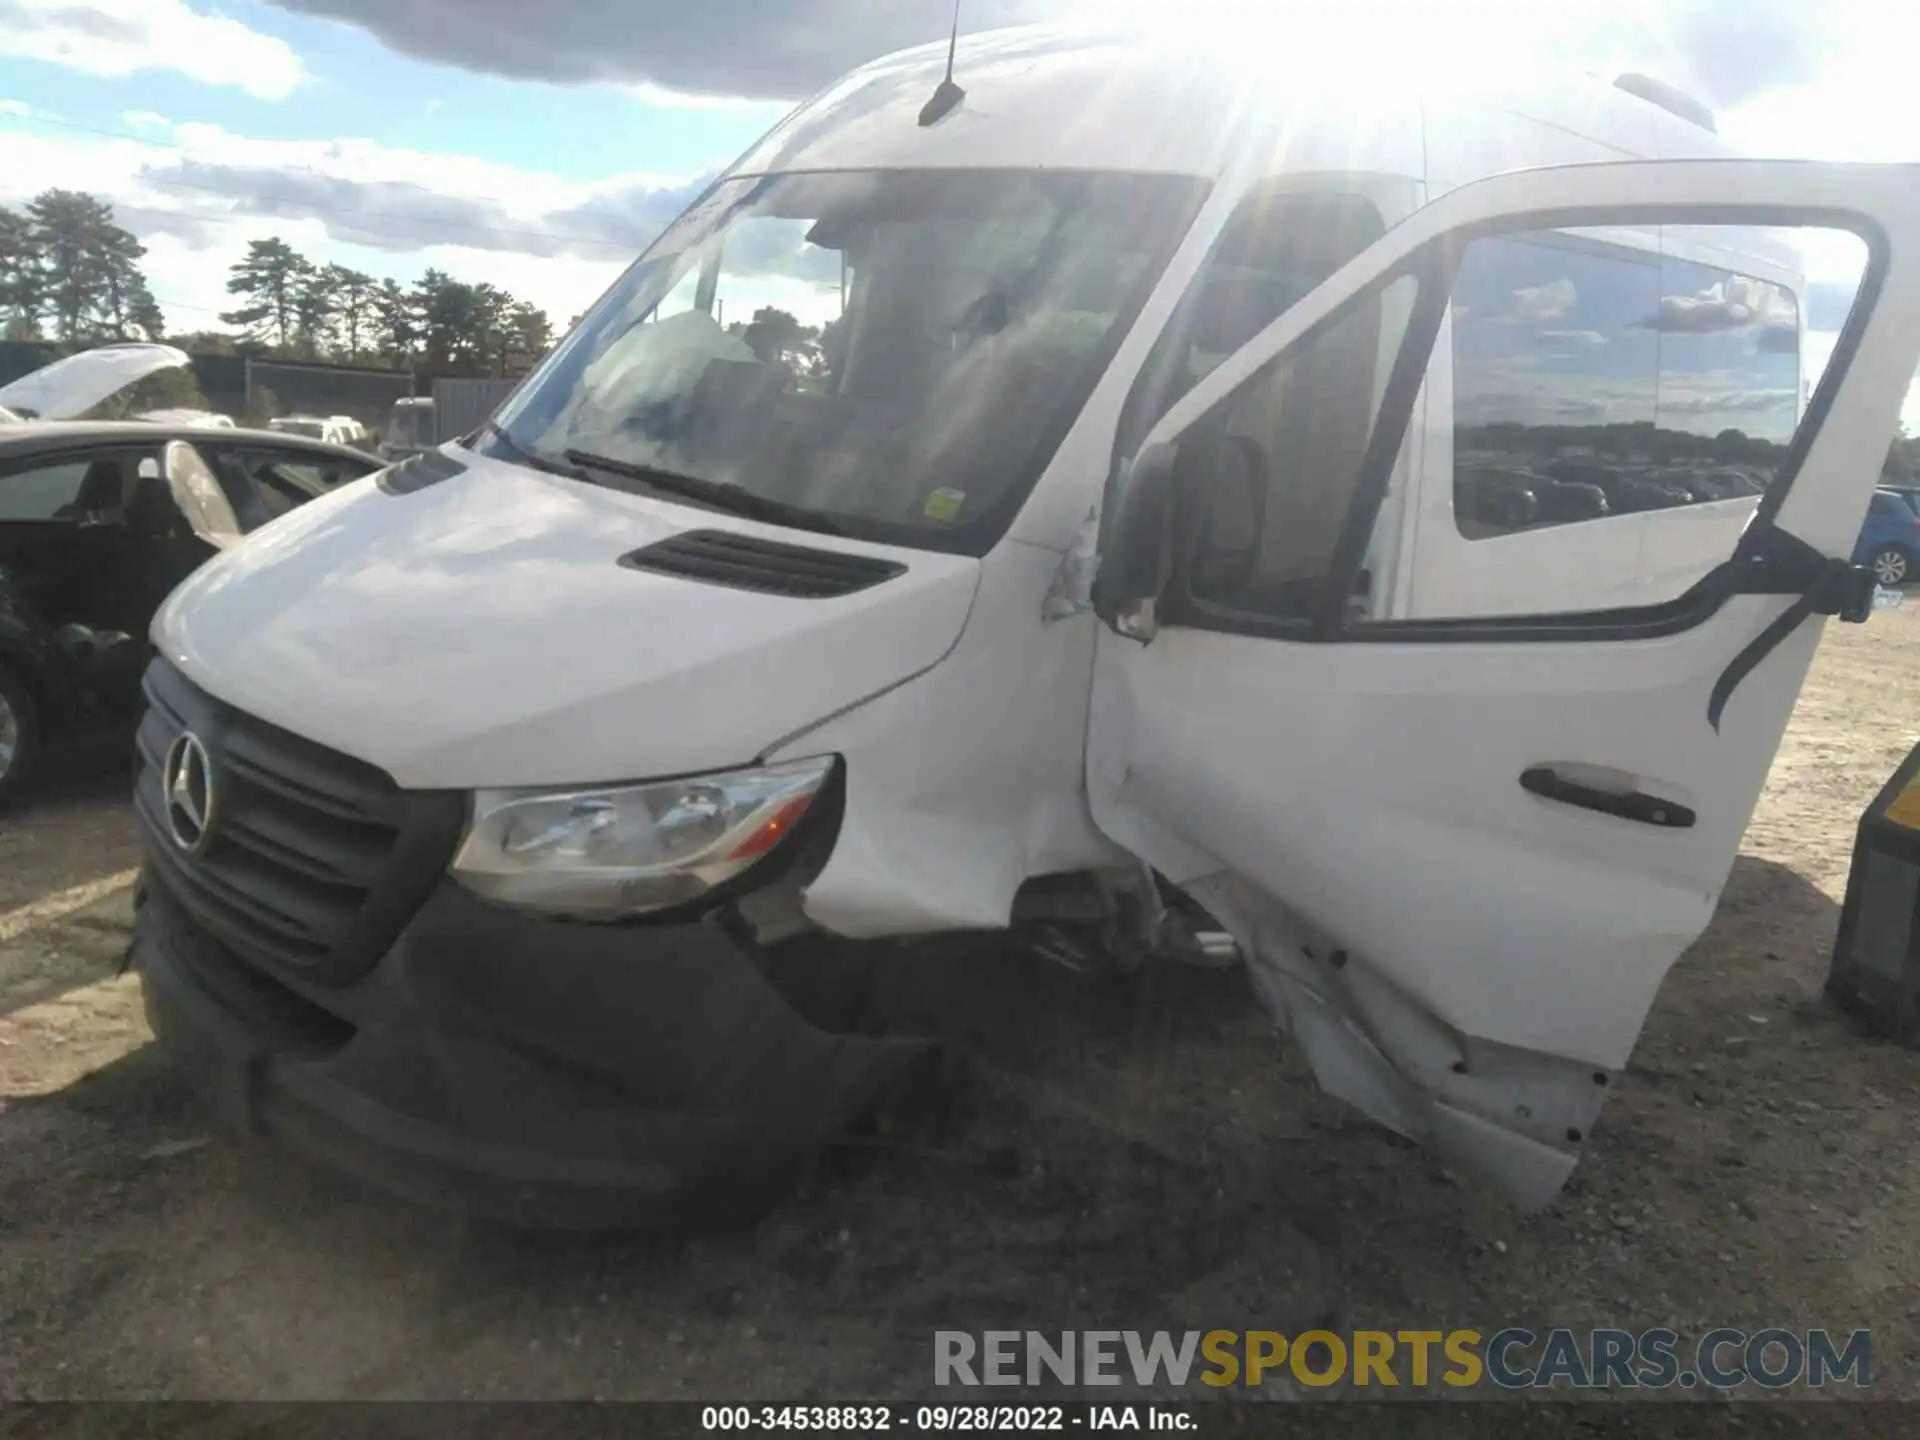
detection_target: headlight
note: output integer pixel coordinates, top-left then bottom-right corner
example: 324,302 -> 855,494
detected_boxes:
450,756 -> 835,920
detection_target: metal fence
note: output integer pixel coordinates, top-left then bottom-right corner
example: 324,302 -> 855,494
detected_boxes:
0,342 -> 533,446
244,359 -> 416,437
430,376 -> 522,444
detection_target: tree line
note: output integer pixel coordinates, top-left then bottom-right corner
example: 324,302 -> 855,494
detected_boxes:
206,237 -> 555,375
0,190 -> 167,346
0,189 -> 558,377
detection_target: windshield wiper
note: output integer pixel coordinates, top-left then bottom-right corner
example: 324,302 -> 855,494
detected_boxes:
563,449 -> 843,535
481,420 -> 588,480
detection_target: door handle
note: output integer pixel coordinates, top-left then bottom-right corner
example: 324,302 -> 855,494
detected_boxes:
1520,766 -> 1696,829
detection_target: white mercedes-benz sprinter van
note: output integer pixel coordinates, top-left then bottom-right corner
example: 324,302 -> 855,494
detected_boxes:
130,24 -> 1920,1226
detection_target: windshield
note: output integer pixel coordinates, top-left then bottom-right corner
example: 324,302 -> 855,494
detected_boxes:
488,169 -> 1209,553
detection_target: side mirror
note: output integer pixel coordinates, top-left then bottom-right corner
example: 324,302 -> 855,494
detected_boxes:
1092,441 -> 1179,643
161,441 -> 244,550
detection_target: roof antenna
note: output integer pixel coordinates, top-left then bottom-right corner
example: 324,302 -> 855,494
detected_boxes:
918,0 -> 967,127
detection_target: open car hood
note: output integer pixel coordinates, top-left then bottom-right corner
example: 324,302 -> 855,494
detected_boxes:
0,343 -> 192,421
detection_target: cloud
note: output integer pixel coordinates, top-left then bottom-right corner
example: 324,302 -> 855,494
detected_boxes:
0,99 -> 30,117
1548,397 -> 1614,419
122,110 -> 170,128
145,152 -> 709,258
1658,387 -> 1796,415
1458,357 -> 1803,436
253,0 -> 1839,106
0,0 -> 304,99
1634,274 -> 1796,335
0,120 -> 703,330
260,0 -> 1040,100
1539,329 -> 1608,346
1513,279 -> 1577,320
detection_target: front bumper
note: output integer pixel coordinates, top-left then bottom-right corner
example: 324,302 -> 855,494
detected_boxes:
135,869 -> 932,1230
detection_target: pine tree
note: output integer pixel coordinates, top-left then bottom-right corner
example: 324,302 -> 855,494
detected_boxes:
0,206 -> 44,340
27,190 -> 117,342
372,277 -> 420,366
221,237 -> 309,349
326,265 -> 378,359
292,264 -> 339,357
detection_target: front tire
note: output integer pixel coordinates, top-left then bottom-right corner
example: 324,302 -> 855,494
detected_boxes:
1870,545 -> 1911,588
0,660 -> 41,809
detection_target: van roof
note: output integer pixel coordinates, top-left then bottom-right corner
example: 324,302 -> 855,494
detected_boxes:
731,24 -> 1740,189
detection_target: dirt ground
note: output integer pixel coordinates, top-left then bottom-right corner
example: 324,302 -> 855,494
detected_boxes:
3,612 -> 1920,1406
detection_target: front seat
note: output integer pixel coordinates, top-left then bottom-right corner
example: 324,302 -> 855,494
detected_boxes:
60,459 -> 127,520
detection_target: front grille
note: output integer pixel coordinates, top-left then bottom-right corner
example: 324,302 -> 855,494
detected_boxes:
135,658 -> 468,988
619,530 -> 906,599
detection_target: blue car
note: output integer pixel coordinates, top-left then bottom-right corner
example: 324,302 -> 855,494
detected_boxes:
1856,488 -> 1920,587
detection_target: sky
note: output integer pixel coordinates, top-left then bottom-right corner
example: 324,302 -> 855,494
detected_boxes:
0,0 -> 1914,424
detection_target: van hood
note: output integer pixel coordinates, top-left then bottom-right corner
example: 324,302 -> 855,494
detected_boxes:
152,449 -> 982,789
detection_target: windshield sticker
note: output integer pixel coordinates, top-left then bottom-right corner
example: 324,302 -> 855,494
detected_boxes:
923,488 -> 967,523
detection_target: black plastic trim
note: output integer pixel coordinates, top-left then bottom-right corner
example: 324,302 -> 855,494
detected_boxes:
135,658 -> 469,988
378,449 -> 469,495
619,530 -> 907,599
134,868 -> 934,1230
1520,766 -> 1697,829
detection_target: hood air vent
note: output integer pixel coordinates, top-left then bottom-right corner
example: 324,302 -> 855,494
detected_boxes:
378,449 -> 468,494
619,530 -> 906,599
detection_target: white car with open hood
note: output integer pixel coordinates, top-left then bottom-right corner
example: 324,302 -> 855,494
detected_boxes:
0,342 -> 194,423
129,24 -> 1920,1228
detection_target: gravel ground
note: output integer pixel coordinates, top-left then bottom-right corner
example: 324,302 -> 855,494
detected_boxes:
1,611 -> 1918,1405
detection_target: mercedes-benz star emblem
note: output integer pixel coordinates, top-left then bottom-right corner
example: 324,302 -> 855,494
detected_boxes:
163,732 -> 217,854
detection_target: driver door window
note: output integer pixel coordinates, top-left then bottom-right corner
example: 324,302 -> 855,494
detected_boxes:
1407,230 -> 1823,620
1137,221 -> 1863,641
1163,274 -> 1422,626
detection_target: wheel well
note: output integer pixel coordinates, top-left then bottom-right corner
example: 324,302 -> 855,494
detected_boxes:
0,648 -> 55,727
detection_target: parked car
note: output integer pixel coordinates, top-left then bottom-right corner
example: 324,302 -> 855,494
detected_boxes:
1855,487 -> 1920,586
377,382 -> 521,462
135,408 -> 236,428
0,345 -> 386,805
1879,483 -> 1920,517
377,395 -> 435,462
268,414 -> 362,447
